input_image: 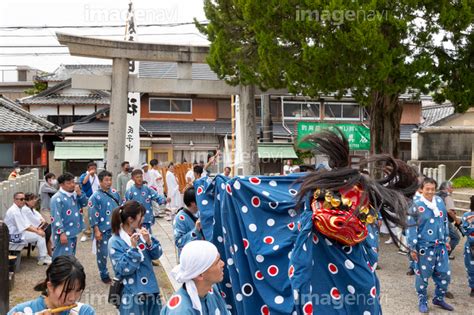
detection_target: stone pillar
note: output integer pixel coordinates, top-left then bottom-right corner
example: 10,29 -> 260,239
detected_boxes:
438,164 -> 446,184
261,94 -> 273,143
433,169 -> 438,184
107,58 -> 130,177
411,131 -> 419,160
239,85 -> 260,175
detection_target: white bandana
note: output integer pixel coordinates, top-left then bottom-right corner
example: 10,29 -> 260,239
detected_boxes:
59,187 -> 76,199
420,196 -> 441,217
171,240 -> 219,315
119,227 -> 145,261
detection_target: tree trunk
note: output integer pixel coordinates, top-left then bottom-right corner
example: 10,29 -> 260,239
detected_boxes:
369,90 -> 403,158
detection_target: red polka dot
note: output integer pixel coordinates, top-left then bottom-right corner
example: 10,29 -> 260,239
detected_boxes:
197,186 -> 204,195
138,244 -> 145,250
79,209 -> 83,214
249,177 -> 261,185
418,206 -> 425,213
313,234 -> 319,244
330,287 -> 341,300
267,265 -> 279,277
226,184 -> 232,195
179,215 -> 185,221
328,263 -> 338,274
57,229 -> 61,234
303,301 -> 313,314
439,211 -> 443,217
288,265 -> 294,278
255,270 -> 264,280
51,217 -> 54,222
95,212 -> 99,217
243,238 -> 249,250
88,201 -> 92,207
221,291 -> 226,298
260,305 -> 270,315
370,286 -> 376,298
251,196 -> 261,207
168,295 -> 181,309
264,236 -> 274,244
208,287 -> 214,294
66,209 -> 72,216
287,222 -> 295,230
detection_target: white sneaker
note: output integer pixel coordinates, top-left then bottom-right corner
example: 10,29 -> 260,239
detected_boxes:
80,235 -> 88,242
37,257 -> 51,266
384,238 -> 393,244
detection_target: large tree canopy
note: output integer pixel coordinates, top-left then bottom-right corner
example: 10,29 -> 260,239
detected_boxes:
197,0 -> 473,156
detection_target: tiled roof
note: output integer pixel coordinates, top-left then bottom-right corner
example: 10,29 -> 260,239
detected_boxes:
421,103 -> 454,126
71,119 -> 291,137
37,64 -> 112,82
0,95 -> 58,133
19,78 -> 110,106
139,62 -> 219,80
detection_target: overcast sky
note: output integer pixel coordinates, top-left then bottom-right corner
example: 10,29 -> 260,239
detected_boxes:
0,0 -> 208,77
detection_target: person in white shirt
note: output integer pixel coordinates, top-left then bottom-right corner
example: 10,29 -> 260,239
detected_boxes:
23,192 -> 52,257
142,162 -> 152,184
148,159 -> 164,195
4,192 -> 51,265
166,163 -> 183,212
283,159 -> 297,175
149,159 -> 166,218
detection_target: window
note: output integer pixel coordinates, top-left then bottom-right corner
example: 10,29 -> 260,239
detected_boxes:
13,141 -> 42,166
324,103 -> 360,120
283,102 -> 320,120
149,98 -> 192,114
0,143 -> 13,166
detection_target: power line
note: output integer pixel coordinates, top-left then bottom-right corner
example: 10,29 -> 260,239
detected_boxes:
0,21 -> 208,30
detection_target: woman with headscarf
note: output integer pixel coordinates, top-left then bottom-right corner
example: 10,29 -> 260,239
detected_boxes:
161,240 -> 229,314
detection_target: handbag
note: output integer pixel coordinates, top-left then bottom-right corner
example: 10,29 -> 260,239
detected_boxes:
108,278 -> 124,308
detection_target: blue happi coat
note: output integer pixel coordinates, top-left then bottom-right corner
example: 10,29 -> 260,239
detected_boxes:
8,296 -> 95,315
108,233 -> 163,314
88,188 -> 120,232
125,184 -> 166,226
462,211 -> 474,289
50,190 -> 88,257
160,285 -> 230,315
88,188 -> 120,280
173,208 -> 204,256
406,195 -> 451,301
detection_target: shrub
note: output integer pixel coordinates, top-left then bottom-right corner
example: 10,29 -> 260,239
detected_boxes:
452,176 -> 474,188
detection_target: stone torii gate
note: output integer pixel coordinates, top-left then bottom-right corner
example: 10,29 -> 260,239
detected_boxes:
56,33 -> 268,176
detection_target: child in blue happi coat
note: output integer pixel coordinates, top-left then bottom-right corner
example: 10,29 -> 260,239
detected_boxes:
407,177 -> 454,313
173,187 -> 204,257
88,170 -> 121,284
50,172 -> 88,258
8,255 -> 95,315
462,196 -> 474,297
125,169 -> 168,232
108,200 -> 163,314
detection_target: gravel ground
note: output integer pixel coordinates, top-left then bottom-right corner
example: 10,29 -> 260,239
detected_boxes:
9,233 -> 473,315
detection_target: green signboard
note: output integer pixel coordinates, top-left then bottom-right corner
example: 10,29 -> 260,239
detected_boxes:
296,122 -> 370,150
